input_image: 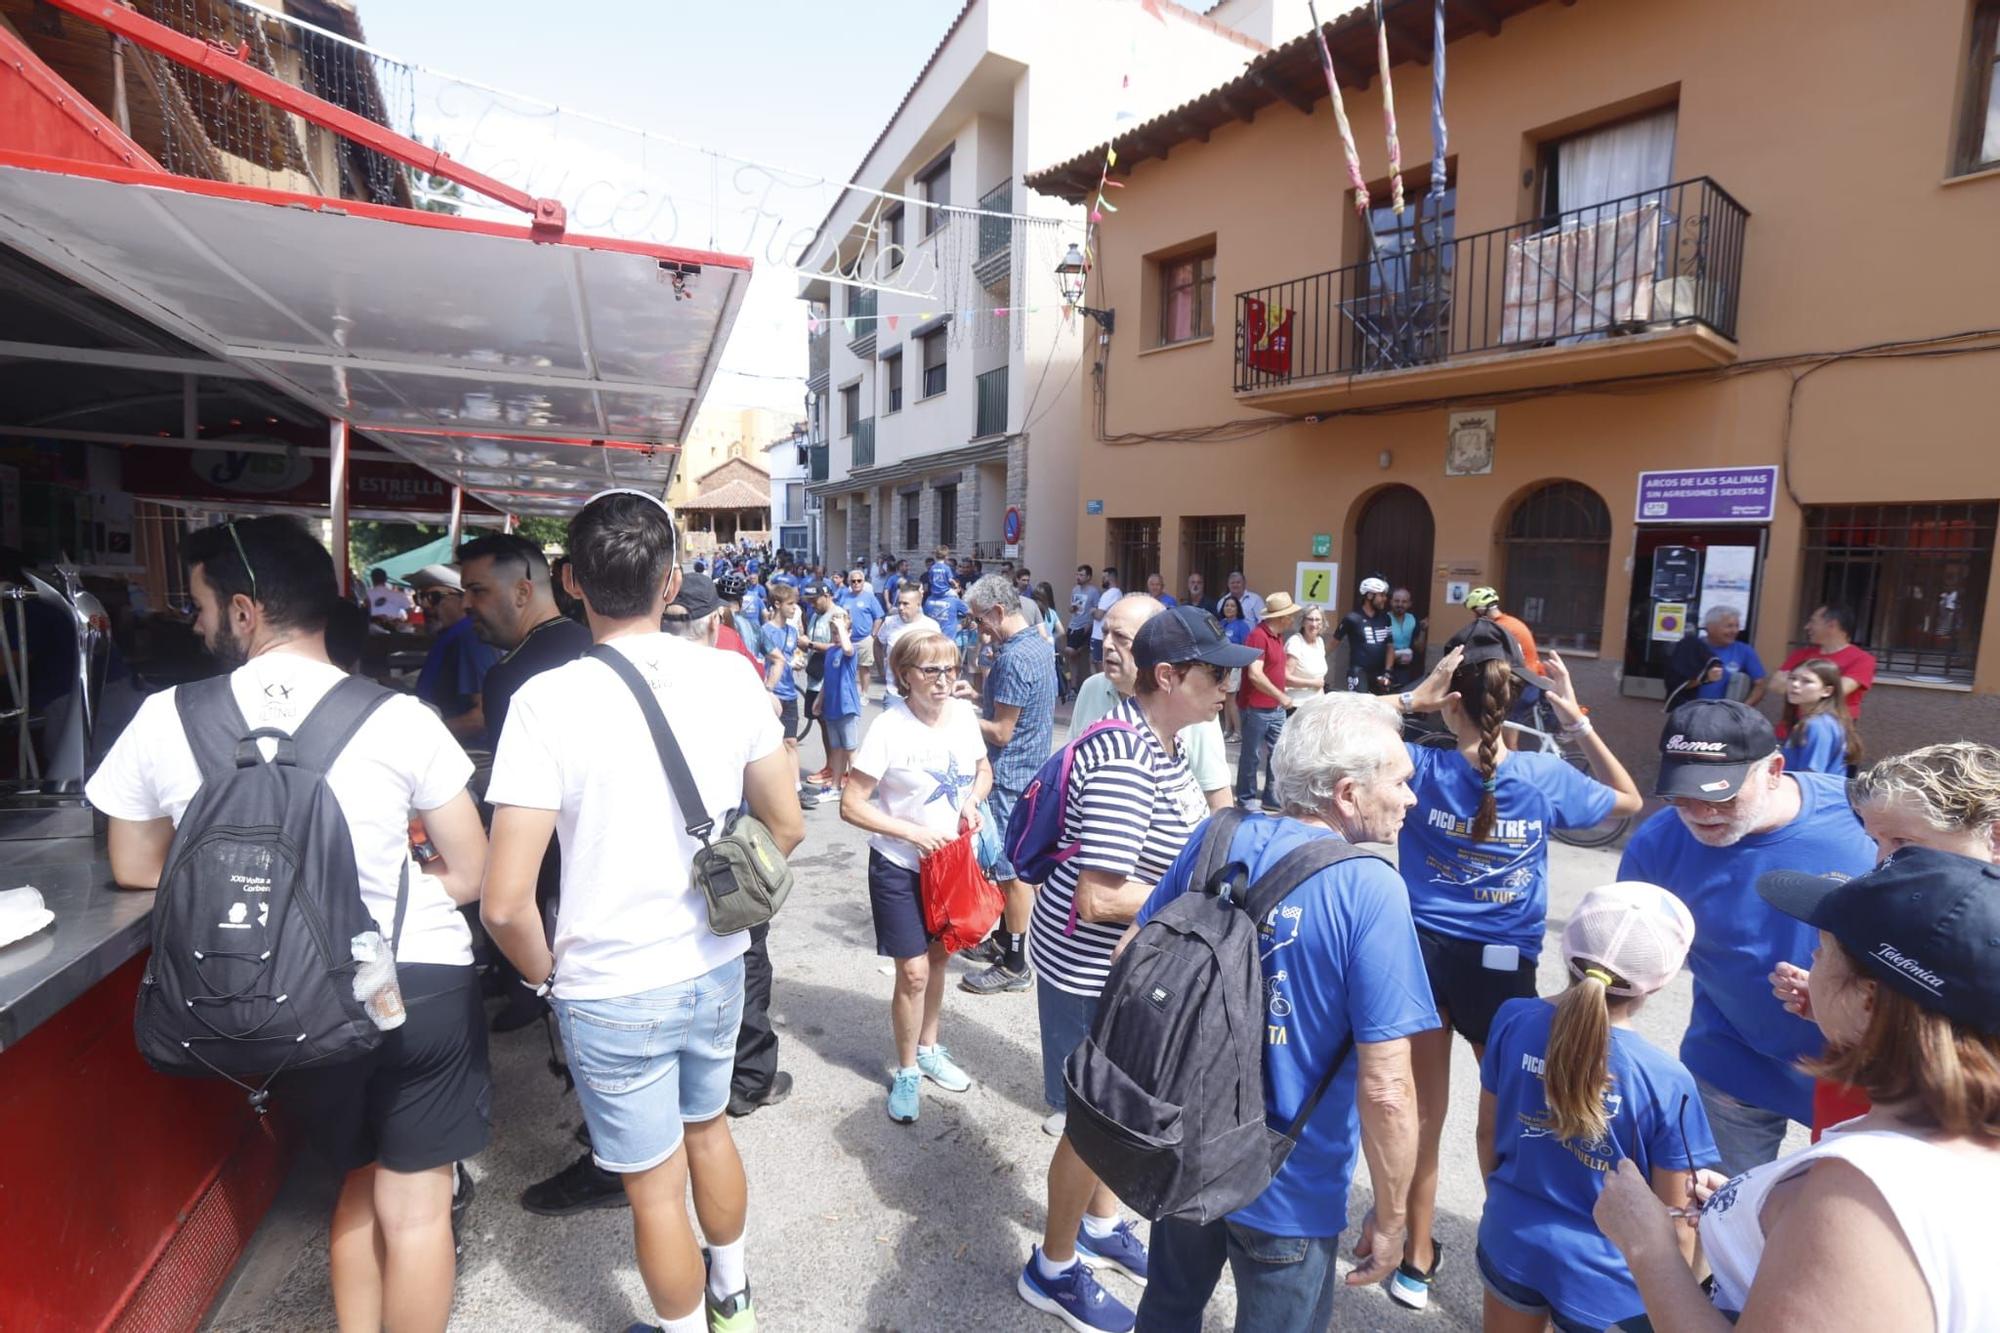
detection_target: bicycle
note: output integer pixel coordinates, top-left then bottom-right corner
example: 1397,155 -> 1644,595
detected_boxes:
1401,700 -> 1632,849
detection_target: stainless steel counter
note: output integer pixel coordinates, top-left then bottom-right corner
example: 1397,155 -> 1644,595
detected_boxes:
0,836 -> 152,1051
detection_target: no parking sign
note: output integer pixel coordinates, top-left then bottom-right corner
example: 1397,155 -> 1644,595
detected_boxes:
1003,506 -> 1022,545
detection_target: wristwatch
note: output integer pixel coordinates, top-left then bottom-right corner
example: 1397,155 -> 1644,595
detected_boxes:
522,964 -> 556,998
1399,691 -> 1416,712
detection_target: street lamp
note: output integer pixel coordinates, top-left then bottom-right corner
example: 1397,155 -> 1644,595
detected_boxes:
1054,243 -> 1115,334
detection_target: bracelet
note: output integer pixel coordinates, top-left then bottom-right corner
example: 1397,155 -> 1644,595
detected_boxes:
1399,691 -> 1416,712
522,965 -> 556,998
1562,718 -> 1595,739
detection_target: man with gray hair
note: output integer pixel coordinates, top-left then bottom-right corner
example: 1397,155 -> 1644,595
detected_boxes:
1132,691 -> 1435,1327
958,574 -> 1056,995
1068,594 -> 1234,812
1665,603 -> 1767,707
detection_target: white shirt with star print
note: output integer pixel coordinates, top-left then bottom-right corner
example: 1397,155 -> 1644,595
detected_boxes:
850,696 -> 988,872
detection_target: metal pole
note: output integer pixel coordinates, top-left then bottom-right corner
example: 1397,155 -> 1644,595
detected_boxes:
330,419 -> 350,596
447,484 -> 463,553
110,34 -> 132,137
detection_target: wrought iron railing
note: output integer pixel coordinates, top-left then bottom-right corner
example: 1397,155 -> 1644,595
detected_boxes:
1233,177 -> 1748,391
975,367 -> 1008,438
851,418 -> 876,469
977,181 -> 1012,260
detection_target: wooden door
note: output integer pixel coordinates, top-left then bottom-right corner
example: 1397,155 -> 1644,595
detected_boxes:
1354,485 -> 1436,618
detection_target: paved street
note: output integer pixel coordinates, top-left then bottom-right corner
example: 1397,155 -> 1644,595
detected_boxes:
209,695 -> 1802,1333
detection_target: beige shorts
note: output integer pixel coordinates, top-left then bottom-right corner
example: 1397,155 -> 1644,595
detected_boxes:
857,636 -> 876,668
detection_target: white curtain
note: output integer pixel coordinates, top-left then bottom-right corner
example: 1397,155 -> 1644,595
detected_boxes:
1557,107 -> 1677,213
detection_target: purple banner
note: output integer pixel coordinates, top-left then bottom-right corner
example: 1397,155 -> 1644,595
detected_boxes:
1635,466 -> 1778,523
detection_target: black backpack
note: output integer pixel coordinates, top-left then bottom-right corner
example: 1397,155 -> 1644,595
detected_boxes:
135,674 -> 406,1111
1061,808 -> 1384,1223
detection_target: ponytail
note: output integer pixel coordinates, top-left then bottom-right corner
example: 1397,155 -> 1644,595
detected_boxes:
1536,970 -> 1616,1146
1455,658 -> 1519,842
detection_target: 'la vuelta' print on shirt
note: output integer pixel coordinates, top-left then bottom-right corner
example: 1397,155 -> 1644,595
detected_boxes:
1512,1048 -> 1624,1171
1418,805 -> 1542,905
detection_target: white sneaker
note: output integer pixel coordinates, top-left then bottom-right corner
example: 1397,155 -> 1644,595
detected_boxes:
1043,1111 -> 1067,1137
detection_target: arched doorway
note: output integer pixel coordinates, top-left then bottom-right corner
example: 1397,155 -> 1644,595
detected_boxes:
1354,484 -> 1436,616
1502,480 -> 1612,651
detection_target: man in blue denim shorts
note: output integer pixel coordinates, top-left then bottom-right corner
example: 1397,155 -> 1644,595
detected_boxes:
957,574 -> 1055,997
485,492 -> 803,1333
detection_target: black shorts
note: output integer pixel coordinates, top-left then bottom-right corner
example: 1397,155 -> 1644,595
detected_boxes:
778,693 -> 799,737
1416,929 -> 1538,1047
284,963 -> 491,1174
867,848 -> 931,959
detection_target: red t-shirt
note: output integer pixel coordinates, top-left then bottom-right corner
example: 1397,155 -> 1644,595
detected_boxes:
1239,623 -> 1289,710
1812,1078 -> 1871,1141
1778,642 -> 1876,719
716,622 -> 766,680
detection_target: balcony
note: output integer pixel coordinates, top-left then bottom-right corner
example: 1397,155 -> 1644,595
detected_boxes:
976,366 -> 1009,438
974,181 -> 1012,292
809,442 -> 829,483
808,324 -> 830,394
1233,178 -> 1748,413
846,288 -> 878,358
851,418 -> 876,470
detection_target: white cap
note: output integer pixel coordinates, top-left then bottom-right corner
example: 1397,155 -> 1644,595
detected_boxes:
1561,882 -> 1696,997
1359,576 -> 1390,595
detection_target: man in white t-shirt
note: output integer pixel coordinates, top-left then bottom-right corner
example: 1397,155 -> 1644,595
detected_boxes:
880,582 -> 944,698
367,567 -> 415,625
87,517 -> 488,1333
1225,570 -> 1265,622
1090,567 -> 1124,665
482,491 -> 803,1333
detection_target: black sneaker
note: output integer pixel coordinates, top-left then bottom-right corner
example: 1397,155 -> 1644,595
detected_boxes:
519,1149 -> 628,1216
959,961 -> 1033,995
1386,1239 -> 1443,1310
728,1070 -> 794,1118
965,935 -> 1006,966
450,1162 -> 475,1254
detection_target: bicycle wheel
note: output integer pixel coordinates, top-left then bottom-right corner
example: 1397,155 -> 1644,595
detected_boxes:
1552,743 -> 1633,848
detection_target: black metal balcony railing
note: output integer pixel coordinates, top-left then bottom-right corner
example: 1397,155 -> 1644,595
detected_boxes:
977,181 -> 1012,260
1233,177 -> 1748,392
851,418 -> 876,469
976,366 -> 1009,438
809,442 -> 829,482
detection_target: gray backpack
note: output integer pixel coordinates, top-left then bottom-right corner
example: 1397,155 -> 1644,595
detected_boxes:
135,674 -> 404,1111
1061,808 -> 1383,1223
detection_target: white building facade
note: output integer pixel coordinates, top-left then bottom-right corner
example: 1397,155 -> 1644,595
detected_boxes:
800,0 -> 1263,581
763,423 -> 815,559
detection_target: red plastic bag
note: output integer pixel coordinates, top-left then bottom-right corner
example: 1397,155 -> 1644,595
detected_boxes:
920,831 -> 1004,954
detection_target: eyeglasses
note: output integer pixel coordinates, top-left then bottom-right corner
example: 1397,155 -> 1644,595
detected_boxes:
913,664 -> 958,680
1663,1093 -> 1704,1223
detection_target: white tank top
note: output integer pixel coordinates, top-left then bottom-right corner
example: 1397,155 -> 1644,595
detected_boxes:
1701,1125 -> 2000,1330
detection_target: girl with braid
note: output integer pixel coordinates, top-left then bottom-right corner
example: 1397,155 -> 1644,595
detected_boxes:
1375,621 -> 1643,1310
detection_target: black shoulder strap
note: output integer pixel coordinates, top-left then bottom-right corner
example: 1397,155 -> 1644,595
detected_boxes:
1192,805 -> 1247,895
174,674 -> 250,784
587,644 -> 713,843
290,675 -> 399,774
1234,834 -> 1388,1141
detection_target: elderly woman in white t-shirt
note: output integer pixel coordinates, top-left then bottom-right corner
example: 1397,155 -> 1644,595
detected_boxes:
839,629 -> 991,1126
1285,605 -> 1329,706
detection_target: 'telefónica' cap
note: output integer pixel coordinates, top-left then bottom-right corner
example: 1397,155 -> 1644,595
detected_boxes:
1134,605 -> 1263,671
1758,846 -> 2000,1036
1654,699 -> 1777,802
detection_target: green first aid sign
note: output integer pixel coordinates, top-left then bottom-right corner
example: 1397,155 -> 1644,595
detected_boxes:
1312,534 -> 1332,557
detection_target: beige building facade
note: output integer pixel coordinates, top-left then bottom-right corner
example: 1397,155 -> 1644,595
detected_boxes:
1029,0 -> 2000,780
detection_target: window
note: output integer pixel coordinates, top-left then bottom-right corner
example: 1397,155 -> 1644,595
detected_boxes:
903,493 -> 920,549
881,206 -> 905,268
936,484 -> 958,549
1959,2 -> 2000,174
1502,481 -> 1612,652
919,154 -> 952,237
1159,249 -> 1215,345
1542,106 -> 1677,215
920,328 -> 948,398
1107,518 -> 1162,592
1799,502 -> 1996,682
1181,515 -> 1246,605
784,482 -> 806,519
881,352 -> 903,413
840,384 -> 859,436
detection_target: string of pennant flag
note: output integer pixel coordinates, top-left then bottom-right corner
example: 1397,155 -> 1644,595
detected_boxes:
807,305 -> 1073,336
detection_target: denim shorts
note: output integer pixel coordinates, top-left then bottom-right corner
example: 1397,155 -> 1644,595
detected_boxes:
553,954 -> 745,1174
824,712 -> 859,750
1475,1242 -> 1655,1333
985,783 -> 1021,881
1036,978 -> 1100,1111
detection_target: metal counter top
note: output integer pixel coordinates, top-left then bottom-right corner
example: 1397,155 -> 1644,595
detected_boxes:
0,836 -> 152,1051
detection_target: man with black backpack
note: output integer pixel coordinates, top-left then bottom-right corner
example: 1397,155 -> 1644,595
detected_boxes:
482,490 -> 803,1333
1086,691 -> 1437,1331
88,516 -> 490,1333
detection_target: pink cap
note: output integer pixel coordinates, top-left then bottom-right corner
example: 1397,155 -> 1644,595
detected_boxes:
1561,882 -> 1696,997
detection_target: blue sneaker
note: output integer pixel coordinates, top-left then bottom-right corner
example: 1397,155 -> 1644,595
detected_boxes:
886,1067 -> 921,1123
1017,1248 -> 1135,1332
1075,1219 -> 1148,1284
916,1044 -> 972,1092
1386,1239 -> 1442,1310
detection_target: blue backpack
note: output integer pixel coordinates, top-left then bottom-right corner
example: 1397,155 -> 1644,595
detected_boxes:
1002,718 -> 1138,886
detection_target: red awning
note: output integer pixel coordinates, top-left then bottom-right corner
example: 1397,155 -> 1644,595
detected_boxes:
0,151 -> 751,517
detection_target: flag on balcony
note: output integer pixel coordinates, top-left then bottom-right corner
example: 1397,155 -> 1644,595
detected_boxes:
1373,0 -> 1404,215
1244,296 -> 1294,375
1307,2 -> 1370,219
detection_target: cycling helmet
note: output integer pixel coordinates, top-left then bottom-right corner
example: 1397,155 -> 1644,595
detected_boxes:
714,573 -> 748,601
1358,576 -> 1390,596
1464,585 -> 1500,612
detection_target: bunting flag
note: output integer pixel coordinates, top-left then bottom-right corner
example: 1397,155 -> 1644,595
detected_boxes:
886,314 -> 899,331
1373,0 -> 1404,216
843,317 -> 857,335
816,302 -> 1062,327
1307,0 -> 1371,218
807,315 -> 820,335
1430,0 -> 1448,203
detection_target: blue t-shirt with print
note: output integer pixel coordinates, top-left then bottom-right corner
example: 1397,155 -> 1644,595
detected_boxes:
982,628 -> 1056,792
1140,816 -> 1440,1238
1478,998 -> 1718,1329
926,592 -> 969,639
1222,617 -> 1253,645
765,623 -> 798,701
1693,638 -> 1766,701
838,589 -> 881,638
821,637 -> 861,720
740,583 -> 768,625
1782,713 -> 1847,775
1618,771 -> 1874,1123
1397,746 -> 1618,957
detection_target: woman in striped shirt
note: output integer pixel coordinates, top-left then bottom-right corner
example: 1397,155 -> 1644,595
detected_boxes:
1017,606 -> 1260,1333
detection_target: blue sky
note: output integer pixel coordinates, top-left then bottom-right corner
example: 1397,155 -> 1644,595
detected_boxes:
360,1 -> 962,413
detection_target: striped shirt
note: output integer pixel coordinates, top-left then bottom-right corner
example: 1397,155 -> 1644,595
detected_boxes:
1028,697 -> 1207,995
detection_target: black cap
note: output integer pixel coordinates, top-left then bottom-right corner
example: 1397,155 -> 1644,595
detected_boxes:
1454,619 -> 1553,691
668,571 -> 720,619
1759,847 -> 2000,1036
1134,606 -> 1262,671
1655,699 -> 1777,802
